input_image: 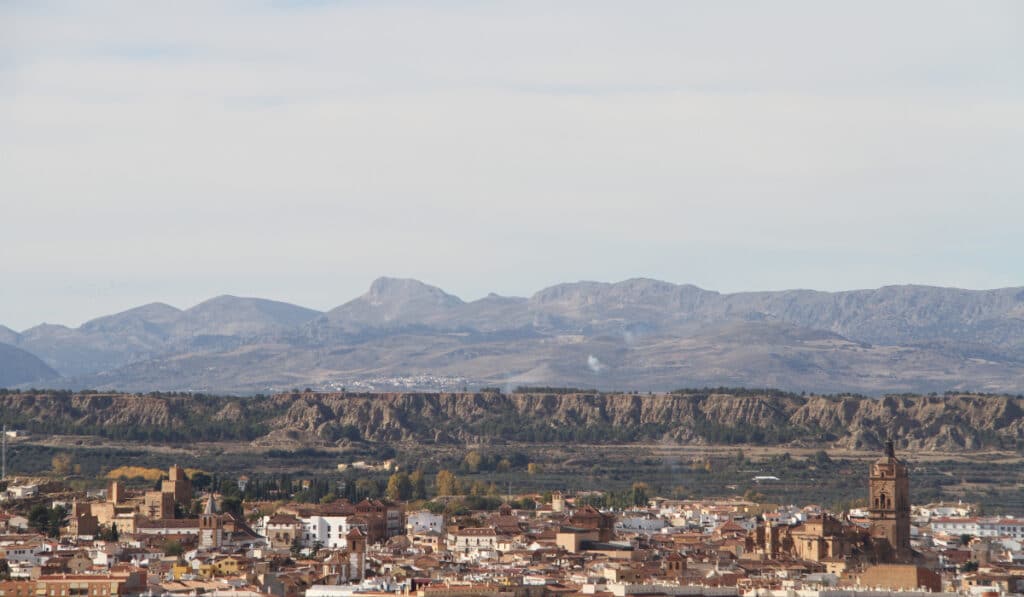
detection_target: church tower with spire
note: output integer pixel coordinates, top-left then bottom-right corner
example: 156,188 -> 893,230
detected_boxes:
199,494 -> 223,550
868,440 -> 911,560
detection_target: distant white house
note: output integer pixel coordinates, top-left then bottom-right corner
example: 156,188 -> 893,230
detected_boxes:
87,488 -> 109,500
2,484 -> 39,501
617,516 -> 667,533
448,527 -> 499,560
0,538 -> 52,569
406,511 -> 444,535
300,515 -> 367,549
337,460 -> 397,473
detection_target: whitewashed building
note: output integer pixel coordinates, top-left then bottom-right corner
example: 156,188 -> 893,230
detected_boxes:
407,511 -> 444,535
301,515 -> 368,549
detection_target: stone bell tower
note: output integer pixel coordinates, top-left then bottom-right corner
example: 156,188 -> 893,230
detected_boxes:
868,440 -> 911,560
199,493 -> 223,550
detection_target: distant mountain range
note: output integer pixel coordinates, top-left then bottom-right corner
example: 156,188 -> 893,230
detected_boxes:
2,277 -> 1024,394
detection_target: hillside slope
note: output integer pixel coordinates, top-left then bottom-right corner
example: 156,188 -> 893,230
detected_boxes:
0,344 -> 60,387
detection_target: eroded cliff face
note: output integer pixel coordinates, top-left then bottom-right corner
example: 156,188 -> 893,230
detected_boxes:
0,390 -> 1020,451
790,394 -> 1024,450
260,391 -> 1023,450
0,393 -> 176,428
0,392 -> 258,439
263,392 -> 799,444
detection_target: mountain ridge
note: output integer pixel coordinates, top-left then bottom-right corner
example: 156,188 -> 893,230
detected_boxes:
2,277 -> 1023,394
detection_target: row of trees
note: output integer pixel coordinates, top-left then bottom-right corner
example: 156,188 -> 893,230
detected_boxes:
575,482 -> 650,509
384,471 -> 428,500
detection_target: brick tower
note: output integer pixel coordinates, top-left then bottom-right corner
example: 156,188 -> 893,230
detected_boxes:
868,440 -> 911,561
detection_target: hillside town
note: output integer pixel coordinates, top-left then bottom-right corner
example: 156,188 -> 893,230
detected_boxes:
0,444 -> 1022,597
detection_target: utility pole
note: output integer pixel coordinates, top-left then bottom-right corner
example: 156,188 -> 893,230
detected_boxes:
2,424 -> 7,481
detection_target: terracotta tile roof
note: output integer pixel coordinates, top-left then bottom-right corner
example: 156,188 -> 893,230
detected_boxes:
267,514 -> 301,525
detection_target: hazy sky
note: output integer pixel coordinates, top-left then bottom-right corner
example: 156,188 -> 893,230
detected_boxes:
2,1 -> 1022,331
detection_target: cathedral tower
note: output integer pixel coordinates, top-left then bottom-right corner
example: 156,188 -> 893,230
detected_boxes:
868,440 -> 911,560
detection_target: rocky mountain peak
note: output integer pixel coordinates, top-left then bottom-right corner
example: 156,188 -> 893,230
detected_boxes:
529,278 -> 716,313
364,277 -> 464,308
